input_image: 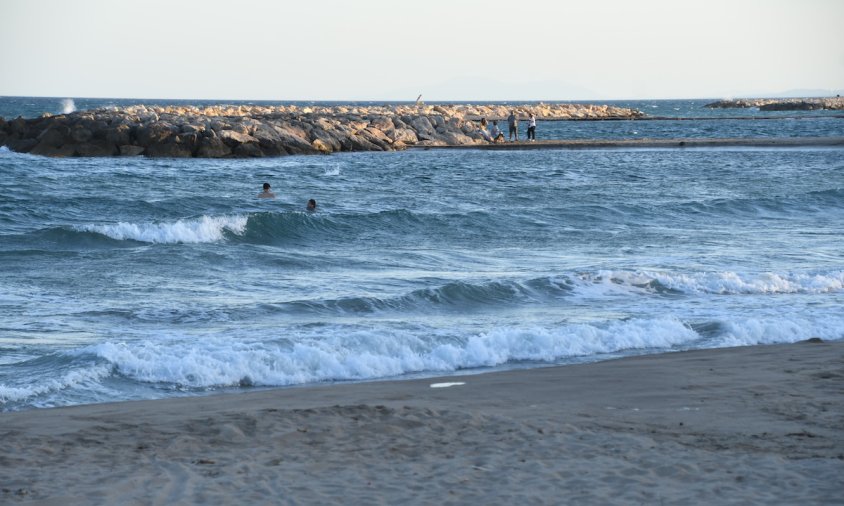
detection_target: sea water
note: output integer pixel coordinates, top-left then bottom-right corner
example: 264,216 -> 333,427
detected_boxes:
1,98 -> 842,410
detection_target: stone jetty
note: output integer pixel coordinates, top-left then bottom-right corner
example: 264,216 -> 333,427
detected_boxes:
705,97 -> 844,111
0,103 -> 644,158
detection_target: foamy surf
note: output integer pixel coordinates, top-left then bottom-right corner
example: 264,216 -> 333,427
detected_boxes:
580,269 -> 844,296
75,317 -> 699,389
78,215 -> 248,244
62,313 -> 842,394
0,362 -> 113,404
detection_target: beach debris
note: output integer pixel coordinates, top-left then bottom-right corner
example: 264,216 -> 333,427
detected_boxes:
430,382 -> 465,388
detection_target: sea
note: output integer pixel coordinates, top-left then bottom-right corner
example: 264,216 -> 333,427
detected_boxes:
1,96 -> 843,411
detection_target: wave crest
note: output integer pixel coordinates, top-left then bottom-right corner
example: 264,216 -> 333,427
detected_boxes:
78,313 -> 844,391
78,215 -> 248,244
82,318 -> 699,389
595,269 -> 844,295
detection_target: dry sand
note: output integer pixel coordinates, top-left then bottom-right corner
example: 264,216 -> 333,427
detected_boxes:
1,341 -> 842,505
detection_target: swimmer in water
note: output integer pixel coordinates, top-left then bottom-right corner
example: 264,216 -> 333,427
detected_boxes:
258,183 -> 276,199
306,199 -> 317,211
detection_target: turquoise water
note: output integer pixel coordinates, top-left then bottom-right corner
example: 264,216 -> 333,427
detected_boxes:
1,98 -> 843,410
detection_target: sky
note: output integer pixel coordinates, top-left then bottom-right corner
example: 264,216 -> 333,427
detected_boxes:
0,0 -> 842,101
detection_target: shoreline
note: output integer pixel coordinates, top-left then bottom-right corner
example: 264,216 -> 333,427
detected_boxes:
2,340 -> 842,504
416,136 -> 844,150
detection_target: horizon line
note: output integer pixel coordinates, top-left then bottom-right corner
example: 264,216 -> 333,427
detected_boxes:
2,94 -> 842,103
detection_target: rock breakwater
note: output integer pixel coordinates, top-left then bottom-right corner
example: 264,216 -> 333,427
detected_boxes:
705,97 -> 844,111
0,103 -> 643,158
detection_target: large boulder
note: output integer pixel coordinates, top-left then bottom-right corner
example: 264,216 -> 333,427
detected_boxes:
30,143 -> 65,157
180,123 -> 205,134
135,122 -> 178,146
75,140 -> 117,157
309,127 -> 342,153
347,134 -> 383,152
175,132 -> 200,153
311,138 -> 333,154
233,142 -> 264,157
436,131 -> 474,145
271,124 -> 317,155
119,145 -> 146,156
251,124 -> 286,155
218,129 -> 258,147
30,132 -> 77,156
69,125 -> 93,143
145,140 -> 192,158
368,115 -> 394,131
409,116 -> 435,137
389,128 -> 418,144
196,135 -> 231,158
7,137 -> 37,153
105,124 -> 132,146
35,125 -> 69,147
8,117 -> 27,137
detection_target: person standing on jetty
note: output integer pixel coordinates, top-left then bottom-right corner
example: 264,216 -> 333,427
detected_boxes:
527,113 -> 537,141
258,182 -> 276,199
507,110 -> 519,142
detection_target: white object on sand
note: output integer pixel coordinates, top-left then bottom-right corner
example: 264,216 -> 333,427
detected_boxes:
430,382 -> 465,388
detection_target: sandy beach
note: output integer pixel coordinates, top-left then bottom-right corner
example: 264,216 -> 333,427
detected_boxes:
1,340 -> 841,505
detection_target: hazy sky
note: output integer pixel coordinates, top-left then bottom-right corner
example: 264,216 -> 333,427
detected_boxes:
1,0 -> 842,100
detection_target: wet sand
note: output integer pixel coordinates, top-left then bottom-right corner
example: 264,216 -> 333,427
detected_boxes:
1,341 -> 842,505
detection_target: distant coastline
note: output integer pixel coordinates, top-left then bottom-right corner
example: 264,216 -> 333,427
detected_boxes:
706,96 -> 844,111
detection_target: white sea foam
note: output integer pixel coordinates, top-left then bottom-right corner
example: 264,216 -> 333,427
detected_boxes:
709,315 -> 844,348
82,318 -> 702,388
79,215 -> 248,244
0,363 -> 112,403
61,98 -> 76,114
12,314 -> 841,406
324,164 -> 342,176
574,269 -> 844,296
81,310 -> 844,392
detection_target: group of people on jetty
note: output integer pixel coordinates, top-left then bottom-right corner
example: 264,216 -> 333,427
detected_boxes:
478,110 -> 537,143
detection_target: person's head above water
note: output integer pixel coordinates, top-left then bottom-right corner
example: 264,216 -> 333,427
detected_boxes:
258,182 -> 276,198
307,199 -> 317,211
